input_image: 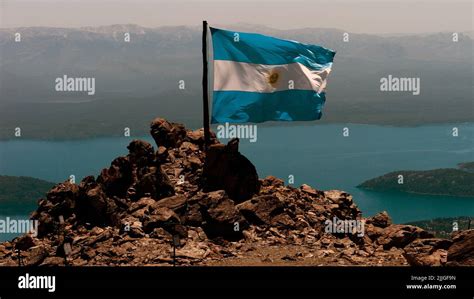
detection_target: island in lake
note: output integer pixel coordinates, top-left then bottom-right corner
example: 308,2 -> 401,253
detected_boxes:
406,216 -> 472,238
0,175 -> 54,206
358,162 -> 474,197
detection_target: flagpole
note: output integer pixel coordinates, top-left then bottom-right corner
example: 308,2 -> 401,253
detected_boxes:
202,20 -> 211,150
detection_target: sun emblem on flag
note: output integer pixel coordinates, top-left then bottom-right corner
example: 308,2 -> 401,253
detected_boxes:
268,71 -> 280,86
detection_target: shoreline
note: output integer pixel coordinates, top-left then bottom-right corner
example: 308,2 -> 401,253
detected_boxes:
358,186 -> 474,199
1,121 -> 473,142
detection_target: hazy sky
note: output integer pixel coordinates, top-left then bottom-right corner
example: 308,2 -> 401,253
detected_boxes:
1,0 -> 472,34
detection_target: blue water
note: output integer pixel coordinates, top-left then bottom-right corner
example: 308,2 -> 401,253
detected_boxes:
0,123 -> 473,234
236,123 -> 474,223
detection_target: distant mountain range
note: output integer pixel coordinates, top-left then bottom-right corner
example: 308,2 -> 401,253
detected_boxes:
0,24 -> 472,139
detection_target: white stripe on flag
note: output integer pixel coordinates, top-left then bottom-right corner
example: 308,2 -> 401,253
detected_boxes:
213,60 -> 331,93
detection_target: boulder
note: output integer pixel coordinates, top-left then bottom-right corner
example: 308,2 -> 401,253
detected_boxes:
127,140 -> 155,168
135,166 -> 174,200
186,128 -> 217,148
46,181 -> 79,204
85,186 -> 107,217
76,184 -> 108,226
76,177 -> 123,227
403,238 -> 452,266
260,176 -> 285,188
31,212 -> 55,237
143,207 -> 180,233
97,157 -> 133,198
44,181 -> 79,218
128,222 -> 145,238
25,246 -> 49,266
236,195 -> 285,226
183,202 -> 204,227
447,229 -> 474,266
128,197 -> 156,213
366,211 -> 392,228
365,223 -> 385,241
377,225 -> 434,249
188,191 -> 246,240
203,138 -> 260,203
14,235 -> 36,251
324,190 -> 361,219
151,195 -> 187,213
301,184 -> 323,197
150,118 -> 187,148
30,181 -> 79,236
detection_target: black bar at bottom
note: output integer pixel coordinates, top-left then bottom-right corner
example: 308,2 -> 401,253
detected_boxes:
0,266 -> 472,298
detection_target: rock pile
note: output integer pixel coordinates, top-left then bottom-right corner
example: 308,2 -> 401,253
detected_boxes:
0,118 -> 472,266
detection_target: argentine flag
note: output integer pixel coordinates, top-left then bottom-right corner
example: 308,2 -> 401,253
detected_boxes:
210,27 -> 336,124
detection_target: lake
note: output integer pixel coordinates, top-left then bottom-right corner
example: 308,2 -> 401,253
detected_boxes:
1,123 -> 473,242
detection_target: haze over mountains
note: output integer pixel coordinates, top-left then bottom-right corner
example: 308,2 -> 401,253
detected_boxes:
0,24 -> 472,139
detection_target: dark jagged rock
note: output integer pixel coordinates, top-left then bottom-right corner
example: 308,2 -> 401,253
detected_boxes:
127,140 -> 155,168
45,181 -> 79,204
30,181 -> 79,237
155,146 -> 168,163
30,211 -> 55,238
44,181 -> 79,218
14,235 -> 36,251
76,176 -> 123,226
97,157 -> 133,198
135,166 -> 174,200
150,118 -> 187,148
203,138 -> 260,203
187,191 -> 246,240
79,185 -> 106,221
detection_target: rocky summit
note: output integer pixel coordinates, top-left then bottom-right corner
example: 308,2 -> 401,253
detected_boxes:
0,118 -> 472,267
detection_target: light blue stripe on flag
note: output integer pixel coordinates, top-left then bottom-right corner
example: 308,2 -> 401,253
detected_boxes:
210,27 -> 335,71
210,27 -> 335,124
212,90 -> 326,123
